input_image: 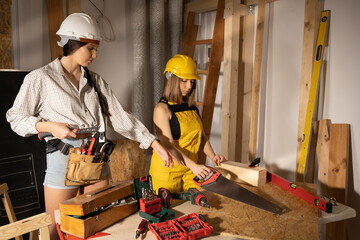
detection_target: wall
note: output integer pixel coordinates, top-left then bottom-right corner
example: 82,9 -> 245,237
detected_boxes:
263,0 -> 360,238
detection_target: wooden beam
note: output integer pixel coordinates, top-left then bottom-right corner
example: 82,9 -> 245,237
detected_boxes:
46,0 -> 64,60
316,119 -> 331,185
241,0 -> 255,163
67,0 -> 81,15
222,0 -> 243,162
182,12 -> 198,57
245,0 -> 278,5
184,0 -> 249,26
0,213 -> 52,240
295,0 -> 324,180
0,183 -> 23,240
200,0 -> 225,138
217,161 -> 267,187
317,123 -> 350,240
248,0 -> 265,161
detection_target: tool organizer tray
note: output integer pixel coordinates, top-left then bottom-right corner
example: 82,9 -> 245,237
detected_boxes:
148,213 -> 213,240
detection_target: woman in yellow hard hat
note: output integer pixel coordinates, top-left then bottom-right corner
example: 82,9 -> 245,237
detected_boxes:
149,54 -> 226,194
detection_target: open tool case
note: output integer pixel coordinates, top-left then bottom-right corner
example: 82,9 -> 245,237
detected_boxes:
148,213 -> 213,240
59,181 -> 137,238
133,175 -> 175,222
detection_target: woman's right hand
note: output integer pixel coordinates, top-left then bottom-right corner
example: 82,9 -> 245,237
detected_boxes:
36,122 -> 76,139
188,163 -> 211,179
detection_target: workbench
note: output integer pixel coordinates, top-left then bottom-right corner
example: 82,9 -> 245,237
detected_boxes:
57,181 -> 322,240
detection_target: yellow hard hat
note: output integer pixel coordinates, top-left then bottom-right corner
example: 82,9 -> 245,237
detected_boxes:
164,54 -> 201,80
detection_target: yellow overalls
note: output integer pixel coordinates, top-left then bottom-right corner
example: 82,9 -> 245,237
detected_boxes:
149,98 -> 202,194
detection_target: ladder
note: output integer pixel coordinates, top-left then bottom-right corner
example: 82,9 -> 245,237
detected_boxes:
182,0 -> 225,163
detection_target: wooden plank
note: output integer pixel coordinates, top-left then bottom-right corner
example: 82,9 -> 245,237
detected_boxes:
0,183 -> 23,240
316,119 -> 331,185
59,181 -> 134,216
108,140 -> 146,183
201,0 -> 225,139
0,213 -> 52,240
186,0 -> 249,15
46,0 -> 64,60
185,0 -> 219,14
248,0 -> 265,161
295,0 -> 324,180
182,12 -> 198,57
317,123 -> 350,240
0,0 -> 12,69
217,161 -> 267,186
326,124 -> 349,240
221,0 -> 243,162
241,2 -> 255,163
66,0 -> 80,15
192,39 -> 213,45
328,124 -> 349,190
245,0 -> 278,5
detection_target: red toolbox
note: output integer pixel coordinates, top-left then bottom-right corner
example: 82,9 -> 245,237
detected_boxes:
148,213 -> 213,240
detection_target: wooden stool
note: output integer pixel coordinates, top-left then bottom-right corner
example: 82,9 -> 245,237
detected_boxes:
0,183 -> 52,240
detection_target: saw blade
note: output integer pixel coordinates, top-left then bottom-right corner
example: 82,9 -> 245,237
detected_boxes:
194,167 -> 283,215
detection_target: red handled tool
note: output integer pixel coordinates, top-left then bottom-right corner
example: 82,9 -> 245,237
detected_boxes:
135,219 -> 148,239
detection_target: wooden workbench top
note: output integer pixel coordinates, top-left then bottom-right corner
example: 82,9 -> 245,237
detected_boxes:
81,181 -> 317,240
197,182 -> 318,239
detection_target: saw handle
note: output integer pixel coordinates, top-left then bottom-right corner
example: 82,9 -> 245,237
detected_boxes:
193,167 -> 221,187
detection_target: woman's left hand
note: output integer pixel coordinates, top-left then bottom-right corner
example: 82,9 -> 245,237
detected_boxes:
211,154 -> 225,166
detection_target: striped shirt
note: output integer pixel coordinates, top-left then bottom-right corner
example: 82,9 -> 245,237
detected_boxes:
6,58 -> 155,149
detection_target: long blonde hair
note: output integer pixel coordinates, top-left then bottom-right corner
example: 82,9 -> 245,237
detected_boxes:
163,76 -> 196,107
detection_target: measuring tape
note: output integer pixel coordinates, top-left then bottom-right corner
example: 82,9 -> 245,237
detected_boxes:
296,11 -> 330,182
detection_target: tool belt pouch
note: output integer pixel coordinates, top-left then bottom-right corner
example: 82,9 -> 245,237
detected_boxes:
65,148 -> 104,186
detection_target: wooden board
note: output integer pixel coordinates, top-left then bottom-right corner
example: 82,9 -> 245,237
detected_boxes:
295,0 -> 324,182
249,0 -> 266,161
46,0 -> 64,60
217,161 -> 267,187
0,0 -> 12,69
222,0 -> 244,163
108,140 -> 146,183
59,181 -> 133,216
197,182 -> 318,239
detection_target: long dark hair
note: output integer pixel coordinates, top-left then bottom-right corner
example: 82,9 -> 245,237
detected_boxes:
63,40 -> 111,116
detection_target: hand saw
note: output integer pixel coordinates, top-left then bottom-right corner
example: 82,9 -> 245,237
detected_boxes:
193,167 -> 283,215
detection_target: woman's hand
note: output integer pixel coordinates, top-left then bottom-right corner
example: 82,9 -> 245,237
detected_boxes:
211,154 -> 226,166
151,140 -> 181,168
188,162 -> 211,179
36,122 -> 76,139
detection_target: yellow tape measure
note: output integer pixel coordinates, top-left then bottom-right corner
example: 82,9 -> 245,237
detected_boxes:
296,10 -> 330,182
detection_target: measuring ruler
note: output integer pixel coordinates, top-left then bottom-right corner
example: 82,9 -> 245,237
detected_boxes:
296,10 -> 330,182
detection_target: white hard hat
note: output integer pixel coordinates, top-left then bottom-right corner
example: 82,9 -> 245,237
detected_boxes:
56,13 -> 101,47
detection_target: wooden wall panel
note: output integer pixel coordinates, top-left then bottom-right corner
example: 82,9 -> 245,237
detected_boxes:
0,0 -> 12,69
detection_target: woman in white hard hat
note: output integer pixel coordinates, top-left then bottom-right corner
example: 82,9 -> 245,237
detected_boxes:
149,54 -> 226,194
6,13 -> 178,239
